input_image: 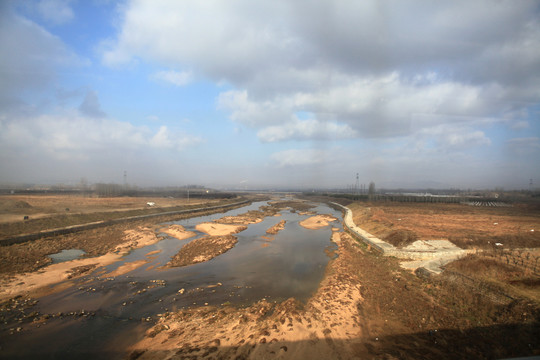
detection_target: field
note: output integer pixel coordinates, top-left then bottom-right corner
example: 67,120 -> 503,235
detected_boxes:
0,194 -> 214,223
345,201 -> 540,249
0,194 -> 232,240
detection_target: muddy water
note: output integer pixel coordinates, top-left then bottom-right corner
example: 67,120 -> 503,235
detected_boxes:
49,249 -> 86,263
1,201 -> 342,359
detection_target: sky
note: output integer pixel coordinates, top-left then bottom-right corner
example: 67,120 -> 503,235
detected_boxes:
0,0 -> 539,190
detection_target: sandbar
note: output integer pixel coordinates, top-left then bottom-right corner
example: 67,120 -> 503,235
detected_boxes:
167,235 -> 238,267
196,223 -> 247,236
299,214 -> 338,230
159,224 -> 196,240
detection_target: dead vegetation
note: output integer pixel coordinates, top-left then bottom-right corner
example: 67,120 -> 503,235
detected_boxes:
443,253 -> 540,304
384,229 -> 418,247
346,201 -> 540,249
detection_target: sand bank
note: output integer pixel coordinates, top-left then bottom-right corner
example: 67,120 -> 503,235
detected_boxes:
167,235 -> 238,267
196,223 -> 247,236
299,214 -> 338,230
159,224 -> 196,240
266,220 -> 286,234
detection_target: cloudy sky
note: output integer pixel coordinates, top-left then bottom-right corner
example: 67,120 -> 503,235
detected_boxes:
1,0 -> 539,190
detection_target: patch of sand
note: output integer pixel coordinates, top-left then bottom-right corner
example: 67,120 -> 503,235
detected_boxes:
0,253 -> 120,301
145,250 -> 162,256
159,224 -> 196,240
117,227 -> 163,254
266,220 -> 286,234
196,223 -> 247,236
104,260 -> 150,277
299,215 -> 338,230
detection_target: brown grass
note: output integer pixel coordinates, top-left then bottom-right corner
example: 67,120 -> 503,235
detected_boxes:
0,196 -> 238,239
384,229 -> 418,247
347,201 -> 540,249
444,254 -> 540,304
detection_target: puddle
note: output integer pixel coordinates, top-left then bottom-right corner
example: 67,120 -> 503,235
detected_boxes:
2,200 -> 343,359
48,249 -> 86,263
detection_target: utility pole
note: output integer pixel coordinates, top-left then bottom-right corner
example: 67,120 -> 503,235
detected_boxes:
355,173 -> 360,195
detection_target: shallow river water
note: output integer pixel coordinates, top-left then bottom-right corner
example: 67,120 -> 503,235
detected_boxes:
3,200 -> 343,359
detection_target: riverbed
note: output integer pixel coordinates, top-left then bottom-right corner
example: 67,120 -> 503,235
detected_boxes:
0,200 -> 342,358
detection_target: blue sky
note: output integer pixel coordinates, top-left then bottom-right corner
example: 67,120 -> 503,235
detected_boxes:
1,0 -> 539,190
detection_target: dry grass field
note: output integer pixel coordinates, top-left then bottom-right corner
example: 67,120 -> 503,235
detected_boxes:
0,194 -> 228,240
347,201 -> 540,249
0,194 -> 209,224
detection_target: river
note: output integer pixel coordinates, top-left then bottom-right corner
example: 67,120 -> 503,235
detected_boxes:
1,200 -> 342,359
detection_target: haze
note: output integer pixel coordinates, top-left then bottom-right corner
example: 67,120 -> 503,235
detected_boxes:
1,0 -> 539,190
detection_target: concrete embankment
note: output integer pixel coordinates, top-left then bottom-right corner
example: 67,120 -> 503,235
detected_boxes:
331,202 -> 471,274
0,200 -> 250,246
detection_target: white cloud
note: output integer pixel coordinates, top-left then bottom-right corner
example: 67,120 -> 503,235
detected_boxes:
102,0 -> 539,149
219,74 -> 506,140
0,6 -> 84,110
511,120 -> 529,130
37,0 -> 74,25
270,149 -> 329,167
258,117 -> 356,142
415,124 -> 492,151
443,131 -> 491,148
151,70 -> 192,86
0,110 -> 202,161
